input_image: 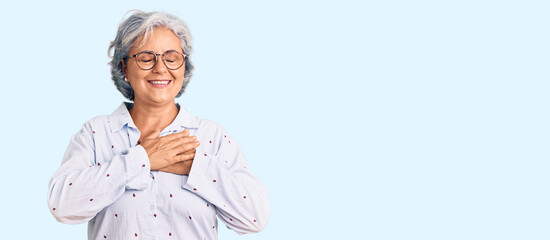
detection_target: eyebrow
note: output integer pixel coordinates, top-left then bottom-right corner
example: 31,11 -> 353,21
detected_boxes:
137,49 -> 183,54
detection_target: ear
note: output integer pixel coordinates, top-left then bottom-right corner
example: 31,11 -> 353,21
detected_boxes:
121,59 -> 127,76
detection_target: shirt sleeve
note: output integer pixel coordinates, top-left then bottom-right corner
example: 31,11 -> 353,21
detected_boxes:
182,129 -> 270,234
47,122 -> 151,224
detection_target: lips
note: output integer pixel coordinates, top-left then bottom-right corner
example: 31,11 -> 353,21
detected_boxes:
147,80 -> 172,88
148,80 -> 170,84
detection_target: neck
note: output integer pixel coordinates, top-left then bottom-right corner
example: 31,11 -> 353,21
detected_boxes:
129,99 -> 179,138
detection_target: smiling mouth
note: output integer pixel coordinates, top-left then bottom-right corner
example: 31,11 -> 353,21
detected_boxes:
147,80 -> 172,88
148,80 -> 171,85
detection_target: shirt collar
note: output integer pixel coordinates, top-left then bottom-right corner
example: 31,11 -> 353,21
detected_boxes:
109,102 -> 200,133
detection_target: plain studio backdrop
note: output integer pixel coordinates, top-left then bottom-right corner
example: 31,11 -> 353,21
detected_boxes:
0,0 -> 548,239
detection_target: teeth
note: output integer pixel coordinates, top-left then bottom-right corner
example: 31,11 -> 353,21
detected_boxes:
149,80 -> 170,85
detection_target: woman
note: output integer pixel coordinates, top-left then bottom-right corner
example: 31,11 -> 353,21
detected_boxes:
48,10 -> 269,240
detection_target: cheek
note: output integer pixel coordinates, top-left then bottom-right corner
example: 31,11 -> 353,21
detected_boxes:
174,78 -> 184,91
171,72 -> 185,91
173,70 -> 186,83
126,67 -> 145,81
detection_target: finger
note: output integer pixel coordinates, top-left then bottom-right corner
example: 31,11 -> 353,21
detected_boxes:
170,140 -> 200,155
165,135 -> 196,150
178,148 -> 196,155
177,153 -> 195,162
176,135 -> 198,144
177,149 -> 195,157
162,129 -> 191,141
180,140 -> 200,153
166,135 -> 197,150
183,140 -> 200,151
168,135 -> 196,146
143,128 -> 162,140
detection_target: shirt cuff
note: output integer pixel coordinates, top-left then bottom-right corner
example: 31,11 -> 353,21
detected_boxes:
125,145 -> 151,190
182,154 -> 218,192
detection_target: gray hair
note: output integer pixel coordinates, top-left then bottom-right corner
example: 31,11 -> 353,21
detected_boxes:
108,10 -> 194,100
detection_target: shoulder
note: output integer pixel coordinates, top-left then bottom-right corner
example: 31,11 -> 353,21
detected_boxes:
74,115 -> 112,138
178,107 -> 233,146
196,118 -> 227,137
179,106 -> 226,136
194,118 -> 241,156
88,115 -> 111,126
85,115 -> 110,129
80,103 -> 130,134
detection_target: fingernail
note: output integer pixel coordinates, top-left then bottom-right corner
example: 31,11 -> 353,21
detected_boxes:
195,141 -> 200,145
193,136 -> 197,140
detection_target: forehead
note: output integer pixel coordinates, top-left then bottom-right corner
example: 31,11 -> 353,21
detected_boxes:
130,27 -> 183,53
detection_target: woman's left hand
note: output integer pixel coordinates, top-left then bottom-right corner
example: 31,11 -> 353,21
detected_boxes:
156,148 -> 195,175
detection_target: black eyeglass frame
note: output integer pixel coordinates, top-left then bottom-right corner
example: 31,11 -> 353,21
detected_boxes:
126,50 -> 186,70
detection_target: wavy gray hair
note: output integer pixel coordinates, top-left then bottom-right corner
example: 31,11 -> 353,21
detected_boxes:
108,10 -> 194,100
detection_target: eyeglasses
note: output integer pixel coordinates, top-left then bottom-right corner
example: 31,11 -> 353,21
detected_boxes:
126,50 -> 186,70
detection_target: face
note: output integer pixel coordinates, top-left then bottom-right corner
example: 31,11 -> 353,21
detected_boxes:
122,27 -> 185,106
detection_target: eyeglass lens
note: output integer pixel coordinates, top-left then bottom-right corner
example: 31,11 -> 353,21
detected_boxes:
136,51 -> 184,70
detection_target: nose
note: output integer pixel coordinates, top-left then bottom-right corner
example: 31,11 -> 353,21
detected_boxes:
151,55 -> 168,73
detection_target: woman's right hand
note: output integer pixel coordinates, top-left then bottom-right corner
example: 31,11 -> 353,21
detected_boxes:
139,129 -> 200,170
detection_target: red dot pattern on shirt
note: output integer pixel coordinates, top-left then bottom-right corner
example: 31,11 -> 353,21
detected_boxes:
53,208 -> 56,211
59,130 -> 260,236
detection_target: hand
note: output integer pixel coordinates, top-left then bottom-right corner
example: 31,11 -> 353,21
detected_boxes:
157,148 -> 195,175
139,129 -> 200,171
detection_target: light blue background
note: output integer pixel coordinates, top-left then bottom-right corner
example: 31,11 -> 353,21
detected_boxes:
0,0 -> 548,239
